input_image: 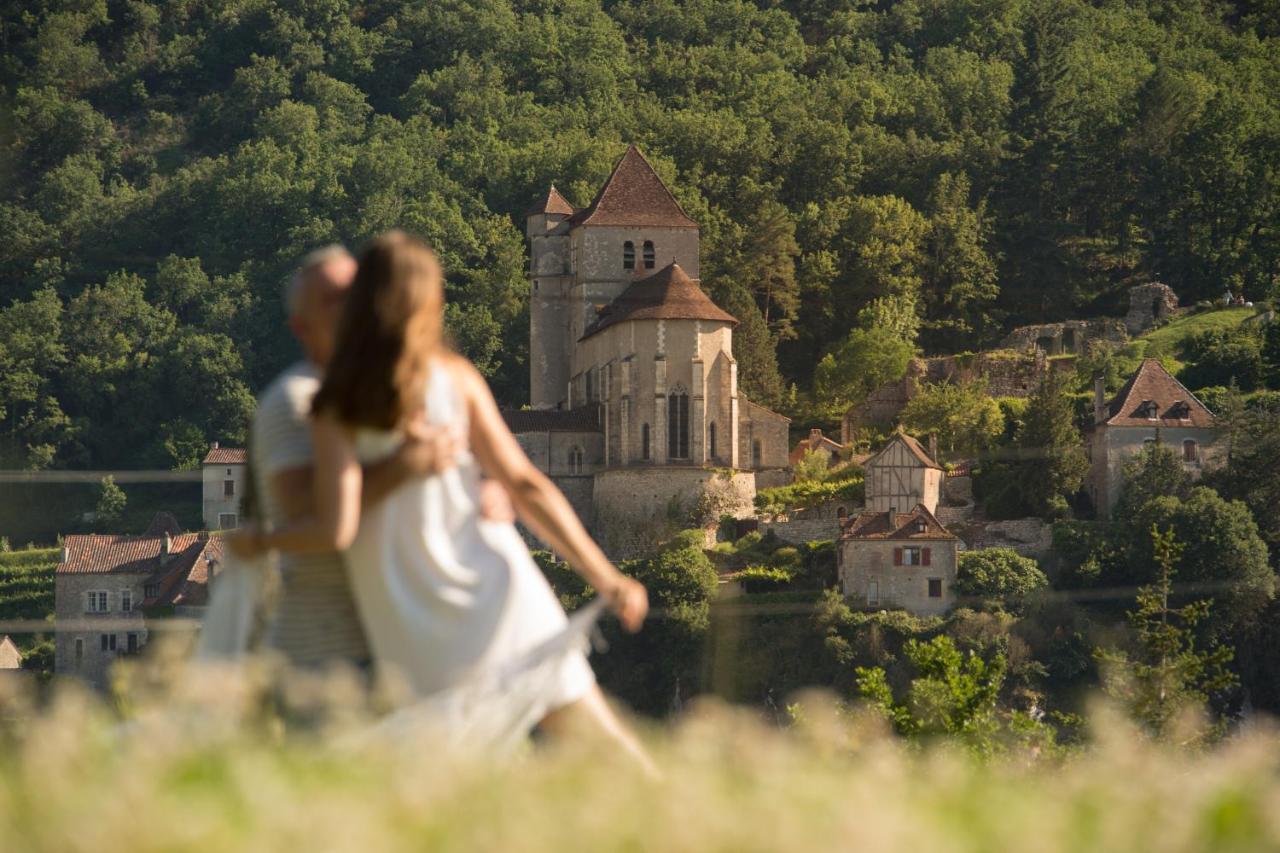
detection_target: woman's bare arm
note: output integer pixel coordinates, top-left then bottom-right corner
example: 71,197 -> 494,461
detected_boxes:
228,414 -> 363,556
453,357 -> 647,631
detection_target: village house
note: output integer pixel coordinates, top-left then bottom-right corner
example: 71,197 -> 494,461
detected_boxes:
515,146 -> 791,548
202,443 -> 247,530
838,505 -> 959,615
1088,358 -> 1218,518
55,512 -> 220,689
788,428 -> 844,468
864,431 -> 943,516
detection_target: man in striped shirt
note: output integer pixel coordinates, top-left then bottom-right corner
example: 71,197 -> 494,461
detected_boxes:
251,245 -> 509,669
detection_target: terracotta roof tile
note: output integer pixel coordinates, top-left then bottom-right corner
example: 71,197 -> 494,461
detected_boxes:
867,432 -> 943,471
1105,359 -> 1215,428
841,504 -> 955,541
525,185 -> 576,218
569,146 -> 698,229
581,263 -> 736,340
203,446 -> 247,465
504,407 -> 601,434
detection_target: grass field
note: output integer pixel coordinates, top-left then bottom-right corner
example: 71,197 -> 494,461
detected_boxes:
1132,307 -> 1257,373
0,672 -> 1276,852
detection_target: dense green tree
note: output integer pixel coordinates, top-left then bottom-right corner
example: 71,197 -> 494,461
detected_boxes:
1114,443 -> 1192,522
899,379 -> 1004,459
1096,526 -> 1236,742
955,548 -> 1049,607
94,475 -> 126,526
812,326 -> 914,417
921,172 -> 1001,351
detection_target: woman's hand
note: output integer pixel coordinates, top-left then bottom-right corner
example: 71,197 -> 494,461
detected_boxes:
225,522 -> 265,560
605,575 -> 648,633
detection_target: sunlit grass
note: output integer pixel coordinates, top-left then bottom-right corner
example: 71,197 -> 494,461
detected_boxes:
1136,307 -> 1256,373
1,658 -> 1278,852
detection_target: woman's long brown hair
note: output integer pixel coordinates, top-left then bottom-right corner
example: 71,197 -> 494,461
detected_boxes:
312,231 -> 444,429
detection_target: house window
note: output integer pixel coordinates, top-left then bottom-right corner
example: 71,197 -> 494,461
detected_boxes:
641,423 -> 651,461
643,240 -> 655,269
219,512 -> 238,529
895,547 -> 931,566
867,581 -> 880,607
144,583 -> 159,599
928,578 -> 943,598
127,633 -> 138,653
568,447 -> 584,474
708,422 -> 717,460
120,590 -> 132,613
100,634 -> 117,652
623,241 -> 635,270
668,390 -> 689,459
751,439 -> 762,468
74,638 -> 83,665
87,591 -> 109,613
223,478 -> 235,497
1183,439 -> 1199,462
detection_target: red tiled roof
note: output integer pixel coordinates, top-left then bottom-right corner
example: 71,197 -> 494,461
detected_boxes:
203,446 -> 247,465
525,185 -> 576,218
1104,359 -> 1215,428
569,146 -> 698,229
504,407 -> 601,434
788,430 -> 844,464
841,504 -> 955,541
582,263 -> 736,340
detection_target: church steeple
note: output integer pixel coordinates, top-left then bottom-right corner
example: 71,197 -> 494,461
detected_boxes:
569,146 -> 698,229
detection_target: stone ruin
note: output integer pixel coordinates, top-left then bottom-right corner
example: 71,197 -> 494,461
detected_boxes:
842,349 -> 1047,442
1000,317 -> 1128,356
1124,282 -> 1179,336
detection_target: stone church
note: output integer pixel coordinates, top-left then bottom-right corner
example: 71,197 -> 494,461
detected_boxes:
509,146 -> 790,551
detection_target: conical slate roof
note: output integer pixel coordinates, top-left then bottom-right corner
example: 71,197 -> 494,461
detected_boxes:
570,146 -> 698,228
525,184 -> 576,218
581,263 -> 736,340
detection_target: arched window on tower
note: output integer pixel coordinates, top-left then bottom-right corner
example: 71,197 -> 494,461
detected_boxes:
623,241 -> 635,270
643,240 -> 655,269
568,446 -> 583,474
668,389 -> 690,460
708,422 -> 717,460
641,423 -> 651,461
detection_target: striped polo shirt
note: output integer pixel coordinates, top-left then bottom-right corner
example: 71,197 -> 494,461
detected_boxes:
251,361 -> 370,667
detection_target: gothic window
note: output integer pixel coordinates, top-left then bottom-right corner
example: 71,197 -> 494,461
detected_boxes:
752,439 -> 762,468
623,241 -> 635,270
568,447 -> 584,474
643,240 -> 655,269
708,422 -> 717,460
668,389 -> 689,459
641,423 -> 651,460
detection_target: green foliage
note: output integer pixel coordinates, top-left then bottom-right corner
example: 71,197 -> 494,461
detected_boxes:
1115,443 -> 1192,521
754,471 -> 864,516
899,380 -> 1004,459
792,448 -> 829,484
955,549 -> 1049,607
94,475 -> 126,526
812,327 -> 914,416
1096,527 -> 1236,742
1178,327 -> 1265,391
737,565 -> 793,593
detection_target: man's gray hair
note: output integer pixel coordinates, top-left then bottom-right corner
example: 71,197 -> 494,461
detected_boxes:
286,244 -> 353,317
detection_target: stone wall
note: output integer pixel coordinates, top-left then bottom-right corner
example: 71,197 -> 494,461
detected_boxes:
966,518 -> 1054,561
842,350 -> 1047,442
592,467 -> 757,558
1089,425 -> 1219,518
202,462 -> 246,531
1125,282 -> 1179,336
759,499 -> 851,545
1000,318 -> 1128,357
740,399 -> 791,469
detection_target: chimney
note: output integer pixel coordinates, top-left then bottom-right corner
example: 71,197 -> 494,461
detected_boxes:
810,428 -> 822,444
1094,374 -> 1107,425
212,441 -> 219,450
928,433 -> 938,462
160,532 -> 172,563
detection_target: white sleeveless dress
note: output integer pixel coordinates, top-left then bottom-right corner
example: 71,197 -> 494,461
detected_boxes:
344,360 -> 596,719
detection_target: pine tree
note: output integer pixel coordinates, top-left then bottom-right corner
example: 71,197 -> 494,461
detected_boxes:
1096,526 -> 1236,741
1016,371 -> 1087,517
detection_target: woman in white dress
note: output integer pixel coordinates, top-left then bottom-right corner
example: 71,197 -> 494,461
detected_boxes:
229,231 -> 651,763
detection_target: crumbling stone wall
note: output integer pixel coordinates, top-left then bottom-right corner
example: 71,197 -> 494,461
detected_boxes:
759,499 -> 852,545
1000,318 -> 1128,356
1125,282 -> 1179,335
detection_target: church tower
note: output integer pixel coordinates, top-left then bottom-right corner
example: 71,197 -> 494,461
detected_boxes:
526,185 -> 575,410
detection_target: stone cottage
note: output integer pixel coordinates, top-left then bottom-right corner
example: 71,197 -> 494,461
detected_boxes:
515,145 -> 790,548
1087,358 -> 1218,517
838,504 -> 959,615
788,428 -> 844,468
55,512 -> 220,689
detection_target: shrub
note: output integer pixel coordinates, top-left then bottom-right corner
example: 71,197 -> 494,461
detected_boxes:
955,549 -> 1049,607
738,565 -> 794,593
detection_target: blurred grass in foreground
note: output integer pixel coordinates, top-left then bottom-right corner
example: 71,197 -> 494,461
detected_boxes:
0,652 -> 1277,853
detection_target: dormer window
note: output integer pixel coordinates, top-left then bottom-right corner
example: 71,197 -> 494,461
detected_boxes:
915,519 -> 927,534
643,240 -> 655,269
1170,400 -> 1190,419
1140,400 -> 1159,420
623,241 -> 635,270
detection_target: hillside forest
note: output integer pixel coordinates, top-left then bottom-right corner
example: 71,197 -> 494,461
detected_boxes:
1,0 -> 1278,472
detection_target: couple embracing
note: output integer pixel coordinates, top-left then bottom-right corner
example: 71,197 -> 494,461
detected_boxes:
227,232 -> 650,765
